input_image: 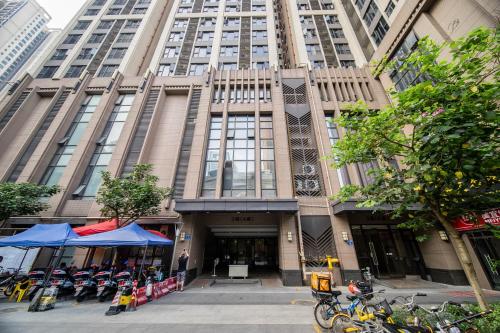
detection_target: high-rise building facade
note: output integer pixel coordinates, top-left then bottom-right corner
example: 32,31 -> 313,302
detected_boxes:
0,0 -> 56,91
0,0 -> 498,289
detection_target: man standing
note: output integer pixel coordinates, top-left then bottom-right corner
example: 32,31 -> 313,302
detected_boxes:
176,249 -> 189,291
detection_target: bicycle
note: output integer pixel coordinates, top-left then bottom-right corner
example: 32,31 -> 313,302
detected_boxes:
314,288 -> 386,330
0,266 -> 22,296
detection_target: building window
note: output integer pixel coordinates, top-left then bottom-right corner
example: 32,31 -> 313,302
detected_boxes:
157,64 -> 174,76
177,7 -> 192,13
107,48 -> 127,59
220,46 -> 238,57
201,18 -> 216,27
97,20 -> 113,29
252,61 -> 269,69
260,115 -> 276,197
340,60 -> 356,68
201,116 -> 222,197
51,49 -> 68,60
125,20 -> 141,28
77,48 -> 97,59
224,17 -> 240,27
372,17 -> 389,46
197,31 -> 214,41
363,1 -> 379,26
65,65 -> 86,78
193,46 -> 212,57
222,31 -> 239,40
98,65 -> 118,77
74,21 -> 91,30
163,47 -> 179,58
329,28 -> 345,39
252,45 -> 268,56
219,62 -> 237,70
334,43 -> 351,54
389,31 -> 427,91
251,30 -> 267,39
107,8 -> 121,15
40,95 -> 102,186
306,44 -> 322,56
304,28 -> 317,39
252,5 -> 265,12
84,9 -> 99,16
223,115 -> 255,198
300,16 -> 314,25
132,8 -> 147,14
88,33 -> 105,44
258,84 -> 271,102
37,66 -> 58,78
76,94 -> 134,199
252,17 -> 266,25
311,60 -> 325,69
173,19 -> 188,28
188,64 -> 207,75
325,116 -> 350,187
169,32 -> 185,42
62,34 -> 81,44
203,6 -> 218,12
225,5 -> 239,12
385,0 -> 396,17
325,15 -> 339,24
116,33 -> 135,43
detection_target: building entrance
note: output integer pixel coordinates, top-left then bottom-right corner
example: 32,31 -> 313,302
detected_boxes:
468,230 -> 500,290
203,236 -> 278,275
351,225 -> 426,279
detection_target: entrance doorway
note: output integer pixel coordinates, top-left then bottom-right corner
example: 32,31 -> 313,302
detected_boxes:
204,236 -> 278,276
468,230 -> 500,290
351,225 -> 426,279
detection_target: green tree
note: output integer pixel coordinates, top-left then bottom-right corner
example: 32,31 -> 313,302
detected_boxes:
0,182 -> 60,228
96,164 -> 172,228
331,27 -> 499,310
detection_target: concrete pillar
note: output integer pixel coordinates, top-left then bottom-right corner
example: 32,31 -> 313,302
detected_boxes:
279,214 -> 302,285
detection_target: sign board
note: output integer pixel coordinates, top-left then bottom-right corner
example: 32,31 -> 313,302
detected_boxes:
184,233 -> 192,241
453,208 -> 500,232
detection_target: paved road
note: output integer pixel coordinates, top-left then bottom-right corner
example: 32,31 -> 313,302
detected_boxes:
1,282 -> 499,333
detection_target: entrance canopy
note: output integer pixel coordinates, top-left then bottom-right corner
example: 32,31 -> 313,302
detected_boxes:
0,223 -> 78,248
65,223 -> 173,247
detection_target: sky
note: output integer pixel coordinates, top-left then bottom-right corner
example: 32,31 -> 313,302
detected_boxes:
38,0 -> 87,29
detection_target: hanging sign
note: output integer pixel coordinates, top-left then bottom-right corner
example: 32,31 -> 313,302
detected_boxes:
452,208 -> 500,232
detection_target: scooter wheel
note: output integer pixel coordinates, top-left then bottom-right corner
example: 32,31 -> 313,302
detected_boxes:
3,284 -> 14,297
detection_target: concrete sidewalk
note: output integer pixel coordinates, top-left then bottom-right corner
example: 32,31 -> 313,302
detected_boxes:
0,279 -> 499,333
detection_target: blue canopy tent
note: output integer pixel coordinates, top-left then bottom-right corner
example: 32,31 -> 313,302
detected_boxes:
0,223 -> 78,248
65,223 -> 173,247
66,223 -> 173,282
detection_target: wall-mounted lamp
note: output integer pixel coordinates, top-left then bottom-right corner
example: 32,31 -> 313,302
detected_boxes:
341,231 -> 349,242
438,230 -> 449,241
287,231 -> 293,242
180,232 -> 186,242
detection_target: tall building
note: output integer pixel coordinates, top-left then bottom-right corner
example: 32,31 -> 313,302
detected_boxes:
0,0 -> 498,290
0,0 -> 54,91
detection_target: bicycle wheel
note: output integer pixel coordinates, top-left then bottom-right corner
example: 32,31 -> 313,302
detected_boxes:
331,313 -> 362,333
3,283 -> 15,297
314,300 -> 336,329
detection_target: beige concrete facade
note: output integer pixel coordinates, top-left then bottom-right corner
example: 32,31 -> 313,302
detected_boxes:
0,0 -> 497,288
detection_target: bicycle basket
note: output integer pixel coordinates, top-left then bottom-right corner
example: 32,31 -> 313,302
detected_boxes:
374,299 -> 393,316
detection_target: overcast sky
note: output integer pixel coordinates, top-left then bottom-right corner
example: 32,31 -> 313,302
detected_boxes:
38,0 -> 87,29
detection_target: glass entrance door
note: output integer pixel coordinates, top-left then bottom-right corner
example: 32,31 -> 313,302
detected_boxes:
468,231 -> 500,290
351,225 -> 425,279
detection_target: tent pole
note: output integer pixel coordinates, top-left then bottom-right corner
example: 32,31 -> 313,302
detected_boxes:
138,245 -> 147,283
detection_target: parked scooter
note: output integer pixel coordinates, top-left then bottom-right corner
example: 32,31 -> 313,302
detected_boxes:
50,269 -> 75,298
27,270 -> 48,301
73,270 -> 97,302
95,271 -> 117,302
115,271 -> 133,290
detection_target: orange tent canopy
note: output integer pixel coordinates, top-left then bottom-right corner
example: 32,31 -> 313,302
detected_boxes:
73,219 -> 170,239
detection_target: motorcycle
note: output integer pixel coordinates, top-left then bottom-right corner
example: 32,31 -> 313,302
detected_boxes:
95,271 -> 117,302
27,270 -> 48,301
50,269 -> 75,298
73,270 -> 97,302
115,271 -> 133,291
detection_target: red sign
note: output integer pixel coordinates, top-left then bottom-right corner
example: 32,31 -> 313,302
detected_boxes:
453,208 -> 500,232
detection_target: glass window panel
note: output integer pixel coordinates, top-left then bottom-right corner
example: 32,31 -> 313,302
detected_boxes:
96,153 -> 112,165
67,123 -> 87,145
234,140 -> 246,148
56,154 -> 71,166
105,122 -> 124,145
44,167 -> 65,186
261,149 -> 274,160
210,129 -> 221,139
208,140 -> 220,149
225,150 -> 233,160
261,139 -> 273,148
234,149 -> 246,160
83,166 -> 106,197
247,149 -> 255,160
80,113 -> 93,122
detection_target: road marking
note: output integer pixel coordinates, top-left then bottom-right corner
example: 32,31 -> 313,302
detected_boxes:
312,322 -> 322,333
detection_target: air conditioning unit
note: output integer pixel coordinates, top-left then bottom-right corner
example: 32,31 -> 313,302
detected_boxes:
302,164 -> 316,175
304,180 -> 320,191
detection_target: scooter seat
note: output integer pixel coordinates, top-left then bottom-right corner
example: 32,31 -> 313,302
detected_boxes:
331,290 -> 342,297
346,295 -> 357,301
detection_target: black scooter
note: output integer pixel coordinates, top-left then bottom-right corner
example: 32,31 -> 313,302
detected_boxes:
50,269 -> 75,298
95,271 -> 117,302
73,270 -> 97,302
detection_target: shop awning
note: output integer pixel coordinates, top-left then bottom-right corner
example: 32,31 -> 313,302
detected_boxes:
65,223 -> 173,247
73,219 -> 117,236
0,223 -> 78,248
